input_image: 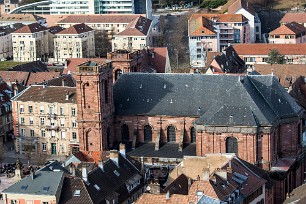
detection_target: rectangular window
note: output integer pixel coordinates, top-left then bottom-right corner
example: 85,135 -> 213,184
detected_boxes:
21,117 -> 25,125
28,105 -> 33,113
20,104 -> 24,113
11,200 -> 18,204
60,118 -> 65,127
72,132 -> 77,140
60,107 -> 64,115
51,130 -> 56,137
61,131 -> 66,139
21,128 -> 25,136
42,143 -> 46,151
30,129 -> 34,137
41,130 -> 45,137
29,117 -> 33,125
72,120 -> 76,128
40,105 -> 44,114
62,144 -> 66,153
40,118 -> 45,125
71,108 -> 76,116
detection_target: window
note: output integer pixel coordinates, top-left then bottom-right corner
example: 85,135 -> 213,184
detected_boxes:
62,144 -> 66,153
20,117 -> 25,125
29,117 -> 33,125
61,131 -> 66,139
121,124 -> 129,141
40,117 -> 45,125
60,118 -> 65,127
20,104 -> 24,113
115,69 -> 122,81
167,125 -> 176,142
11,200 -> 17,204
51,119 -> 55,126
28,105 -> 33,113
72,120 -> 76,128
42,201 -> 48,204
104,80 -> 109,103
40,105 -> 44,114
42,142 -> 47,151
144,125 -> 152,142
21,128 -> 25,136
30,129 -> 34,137
71,108 -> 76,116
72,132 -> 77,140
41,130 -> 45,137
60,107 -> 64,115
51,130 -> 56,137
226,137 -> 238,155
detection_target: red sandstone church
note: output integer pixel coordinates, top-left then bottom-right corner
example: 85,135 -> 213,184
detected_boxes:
73,60 -> 305,203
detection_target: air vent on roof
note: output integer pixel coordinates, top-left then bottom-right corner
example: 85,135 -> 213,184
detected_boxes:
21,185 -> 28,190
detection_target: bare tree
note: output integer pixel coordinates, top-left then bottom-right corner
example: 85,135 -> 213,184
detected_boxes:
33,152 -> 49,166
23,142 -> 34,165
95,30 -> 112,57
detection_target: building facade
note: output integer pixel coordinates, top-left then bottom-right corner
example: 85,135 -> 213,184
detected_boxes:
268,22 -> 306,44
0,0 -> 19,15
12,85 -> 79,156
188,13 -> 250,68
54,23 -> 95,62
12,23 -> 50,62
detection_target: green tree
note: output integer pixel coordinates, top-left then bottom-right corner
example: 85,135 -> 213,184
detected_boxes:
200,0 -> 227,9
0,145 -> 7,168
95,30 -> 112,58
267,49 -> 284,64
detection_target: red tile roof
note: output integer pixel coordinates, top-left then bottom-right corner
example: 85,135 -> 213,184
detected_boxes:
26,71 -> 60,86
13,23 -> 47,34
0,71 -> 29,84
280,13 -> 306,24
39,14 -> 69,27
233,43 -> 306,55
57,14 -> 144,24
228,0 -> 256,16
269,21 -> 306,35
57,23 -> 93,35
135,193 -> 188,204
64,58 -> 107,74
0,14 -> 45,22
116,16 -> 152,36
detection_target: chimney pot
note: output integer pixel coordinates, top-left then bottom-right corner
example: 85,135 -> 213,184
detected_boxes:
119,143 -> 126,157
82,164 -> 88,182
98,160 -> 104,171
110,150 -> 119,167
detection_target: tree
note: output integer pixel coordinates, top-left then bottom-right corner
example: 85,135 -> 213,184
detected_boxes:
33,152 -> 48,166
267,49 -> 284,64
23,142 -> 34,165
95,30 -> 112,58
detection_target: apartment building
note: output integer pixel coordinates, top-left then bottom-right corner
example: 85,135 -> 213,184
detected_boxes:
54,23 -> 95,62
0,23 -> 24,60
269,22 -> 306,44
188,13 -> 250,67
232,43 -> 306,69
11,85 -> 79,156
0,0 -> 19,15
112,16 -> 152,51
12,23 -> 50,62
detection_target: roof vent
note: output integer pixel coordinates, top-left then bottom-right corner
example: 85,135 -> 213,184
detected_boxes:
74,190 -> 81,196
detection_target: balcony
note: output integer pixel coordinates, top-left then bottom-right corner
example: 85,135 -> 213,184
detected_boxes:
45,125 -> 60,131
47,113 -> 57,119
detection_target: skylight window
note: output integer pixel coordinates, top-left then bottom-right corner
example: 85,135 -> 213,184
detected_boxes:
114,170 -> 120,176
94,184 -> 100,191
21,185 -> 28,190
74,190 -> 81,196
43,186 -> 50,192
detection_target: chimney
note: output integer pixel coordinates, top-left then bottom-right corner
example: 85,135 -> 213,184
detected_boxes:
211,175 -> 216,184
82,164 -> 88,182
119,143 -> 126,157
65,91 -> 70,100
69,163 -> 76,176
98,160 -> 104,171
188,178 -> 192,190
110,150 -> 119,167
31,168 -> 35,180
215,168 -> 227,181
166,191 -> 170,200
202,168 -> 210,180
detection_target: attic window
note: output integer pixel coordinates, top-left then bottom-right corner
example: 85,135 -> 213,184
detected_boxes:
202,30 -> 204,33
43,186 -> 50,192
21,185 -> 28,190
94,184 -> 101,191
196,191 -> 203,196
74,190 -> 81,196
114,170 -> 120,176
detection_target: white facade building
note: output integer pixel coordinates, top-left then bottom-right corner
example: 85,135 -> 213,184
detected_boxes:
50,0 -> 94,14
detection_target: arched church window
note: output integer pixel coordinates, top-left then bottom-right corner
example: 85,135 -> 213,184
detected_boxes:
190,127 -> 196,143
144,125 -> 152,142
167,125 -> 176,142
115,69 -> 123,81
226,137 -> 238,155
121,124 -> 129,142
104,80 -> 109,104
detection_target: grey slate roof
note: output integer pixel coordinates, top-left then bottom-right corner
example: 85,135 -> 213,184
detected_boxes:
3,171 -> 64,195
114,73 -> 302,126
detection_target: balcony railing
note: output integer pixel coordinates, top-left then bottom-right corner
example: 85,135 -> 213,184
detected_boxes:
47,113 -> 57,119
45,125 -> 60,131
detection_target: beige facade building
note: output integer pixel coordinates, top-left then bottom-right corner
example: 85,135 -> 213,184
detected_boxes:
269,22 -> 306,44
12,23 -> 50,62
112,16 -> 152,51
54,23 -> 95,63
12,85 -> 79,156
